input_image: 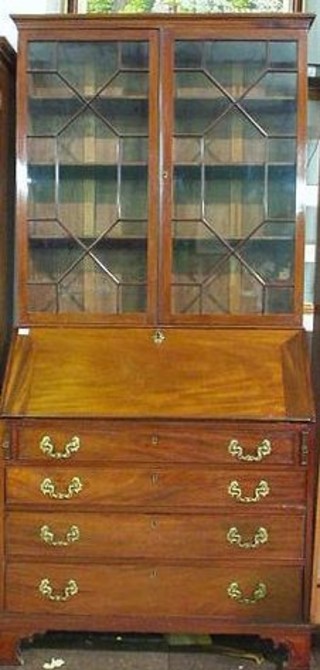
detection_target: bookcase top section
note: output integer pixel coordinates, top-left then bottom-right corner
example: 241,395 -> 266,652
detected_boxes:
0,327 -> 314,420
12,13 -> 314,33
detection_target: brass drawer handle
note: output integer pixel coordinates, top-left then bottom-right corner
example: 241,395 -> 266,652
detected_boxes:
228,479 -> 270,504
227,581 -> 267,605
40,477 -> 83,500
227,526 -> 268,549
228,438 -> 272,462
40,435 -> 80,460
40,524 -> 80,546
39,578 -> 78,602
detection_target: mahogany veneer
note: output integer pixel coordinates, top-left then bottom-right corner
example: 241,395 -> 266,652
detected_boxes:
0,326 -> 316,669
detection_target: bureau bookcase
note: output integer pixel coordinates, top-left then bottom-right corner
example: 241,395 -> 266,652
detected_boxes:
0,13 -> 315,669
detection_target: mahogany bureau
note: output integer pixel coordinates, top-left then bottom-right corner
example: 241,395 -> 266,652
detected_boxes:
0,326 -> 315,668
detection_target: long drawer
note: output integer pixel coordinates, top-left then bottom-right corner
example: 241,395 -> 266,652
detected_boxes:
5,511 -> 305,560
6,563 -> 303,622
5,466 -> 307,507
12,420 -> 305,465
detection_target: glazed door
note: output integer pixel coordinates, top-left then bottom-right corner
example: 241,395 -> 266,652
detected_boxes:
160,32 -> 302,325
23,33 -> 158,323
17,21 -> 307,326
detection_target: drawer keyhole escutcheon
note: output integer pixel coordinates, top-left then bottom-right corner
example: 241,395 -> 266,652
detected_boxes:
151,435 -> 159,446
228,439 -> 272,462
227,581 -> 267,605
227,526 -> 268,549
152,330 -> 165,345
40,435 -> 81,460
39,578 -> 78,602
228,480 -> 270,504
151,473 -> 159,485
40,476 -> 83,500
1,439 -> 10,459
40,524 -> 80,546
300,431 -> 309,465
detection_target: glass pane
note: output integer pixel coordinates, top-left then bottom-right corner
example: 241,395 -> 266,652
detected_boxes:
268,138 -> 295,163
204,111 -> 267,165
174,167 -> 202,219
172,39 -> 297,316
239,238 -> 294,283
58,256 -> 120,314
57,111 -> 119,166
57,166 -> 118,238
172,231 -> 231,314
122,137 -> 148,163
269,42 -> 297,68
28,42 -> 56,70
174,138 -> 201,165
265,286 -> 294,313
120,167 -> 148,219
28,284 -> 57,314
172,254 -> 265,315
28,73 -> 83,135
28,165 -> 56,219
204,166 -> 265,239
203,41 -> 267,95
175,72 -> 229,135
57,43 -> 119,94
268,166 -> 296,218
121,42 -> 149,68
243,72 -> 297,136
27,40 -> 150,315
175,42 -> 203,68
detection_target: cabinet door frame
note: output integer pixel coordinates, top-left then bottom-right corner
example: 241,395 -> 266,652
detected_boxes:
0,39 -> 15,377
158,22 -> 309,326
16,26 -> 160,326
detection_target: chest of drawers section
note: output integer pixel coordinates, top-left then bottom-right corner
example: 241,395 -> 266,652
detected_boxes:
3,419 -> 312,626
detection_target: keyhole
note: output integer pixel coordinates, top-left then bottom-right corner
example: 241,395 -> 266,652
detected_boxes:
151,473 -> 159,485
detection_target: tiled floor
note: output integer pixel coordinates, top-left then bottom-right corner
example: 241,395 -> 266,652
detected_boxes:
0,632 -> 302,670
1,631 -> 320,669
16,647 -> 274,670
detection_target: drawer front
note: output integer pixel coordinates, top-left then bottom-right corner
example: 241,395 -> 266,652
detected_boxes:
14,421 -> 303,465
6,466 -> 307,508
6,511 -> 305,561
6,563 -> 303,622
